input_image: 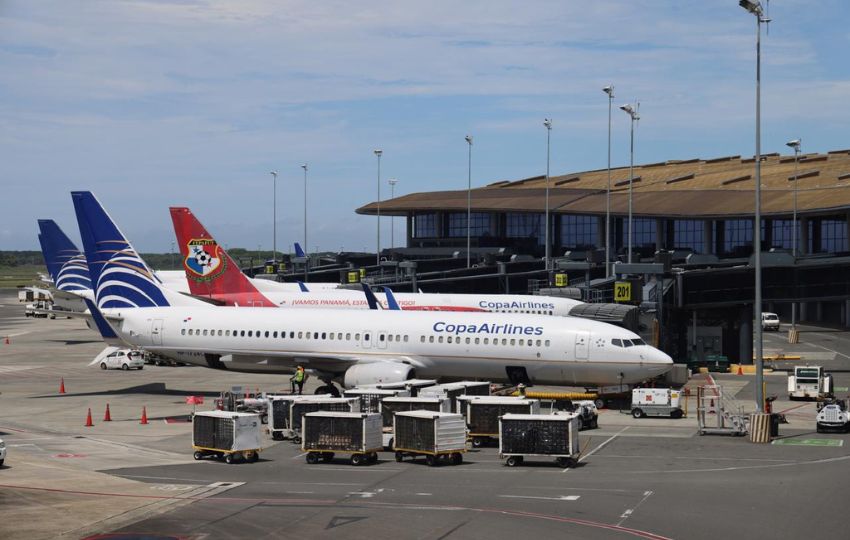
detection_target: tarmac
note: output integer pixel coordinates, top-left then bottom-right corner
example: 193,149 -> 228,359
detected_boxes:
1,288 -> 849,540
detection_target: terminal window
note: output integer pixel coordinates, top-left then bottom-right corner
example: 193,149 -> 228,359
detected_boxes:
561,215 -> 598,249
413,213 -> 438,238
447,212 -> 491,237
673,219 -> 704,253
818,219 -> 847,252
623,218 -> 656,248
506,213 -> 543,244
772,219 -> 800,251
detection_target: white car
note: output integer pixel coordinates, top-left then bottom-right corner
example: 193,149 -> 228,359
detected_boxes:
0,438 -> 6,466
762,312 -> 780,331
99,349 -> 145,370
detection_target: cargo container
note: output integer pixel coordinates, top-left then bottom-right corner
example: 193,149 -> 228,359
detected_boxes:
268,396 -> 357,441
343,388 -> 410,413
465,396 -> 540,447
192,411 -> 263,464
302,412 -> 383,465
393,411 -> 467,466
379,396 -> 451,428
374,379 -> 438,397
499,413 -> 580,468
420,381 -> 490,412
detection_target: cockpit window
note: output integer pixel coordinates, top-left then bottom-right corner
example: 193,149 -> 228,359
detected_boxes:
631,338 -> 646,346
612,339 -> 622,347
622,339 -> 633,347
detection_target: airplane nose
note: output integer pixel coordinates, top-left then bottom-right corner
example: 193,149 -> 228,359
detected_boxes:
650,349 -> 674,373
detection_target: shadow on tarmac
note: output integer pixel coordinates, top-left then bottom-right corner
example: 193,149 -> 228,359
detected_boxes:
29,382 -> 221,399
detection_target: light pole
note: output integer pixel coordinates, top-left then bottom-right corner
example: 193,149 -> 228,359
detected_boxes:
603,85 -> 614,277
374,149 -> 382,266
786,138 -> 801,331
270,171 -> 278,265
619,103 -> 639,264
543,119 -> 552,271
465,135 -> 473,268
740,0 -> 770,412
301,163 -> 308,280
388,178 -> 398,249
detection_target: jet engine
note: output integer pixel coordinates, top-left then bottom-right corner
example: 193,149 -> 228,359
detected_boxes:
343,362 -> 416,388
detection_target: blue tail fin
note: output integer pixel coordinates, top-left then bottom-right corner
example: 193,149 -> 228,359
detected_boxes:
297,281 -> 309,292
294,242 -> 306,258
72,191 -> 183,309
383,287 -> 402,311
37,219 -> 92,293
361,282 -> 380,310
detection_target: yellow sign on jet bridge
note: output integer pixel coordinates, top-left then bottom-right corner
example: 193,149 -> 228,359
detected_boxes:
554,273 -> 568,287
614,281 -> 633,303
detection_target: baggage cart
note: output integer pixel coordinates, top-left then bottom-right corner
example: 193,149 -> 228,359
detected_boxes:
302,412 -> 384,465
374,379 -> 438,397
465,396 -> 540,447
192,411 -> 263,464
499,413 -> 580,468
393,410 -> 467,466
268,396 -> 356,441
343,388 -> 409,413
420,381 -> 490,412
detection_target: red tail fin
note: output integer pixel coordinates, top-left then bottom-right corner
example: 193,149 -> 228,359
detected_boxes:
169,207 -> 276,307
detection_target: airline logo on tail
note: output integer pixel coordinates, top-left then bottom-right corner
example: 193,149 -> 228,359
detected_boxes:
184,238 -> 226,281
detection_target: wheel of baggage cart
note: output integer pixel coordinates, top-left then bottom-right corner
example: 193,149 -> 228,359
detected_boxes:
556,457 -> 574,468
505,456 -> 523,467
631,408 -> 644,419
367,452 -> 378,464
350,453 -> 365,466
224,453 -> 235,464
671,409 -> 683,419
271,432 -> 283,441
193,451 -> 204,461
250,451 -> 260,462
425,454 -> 437,467
472,437 -> 484,448
305,452 -> 320,464
394,451 -> 404,462
321,452 -> 334,463
450,452 -> 463,465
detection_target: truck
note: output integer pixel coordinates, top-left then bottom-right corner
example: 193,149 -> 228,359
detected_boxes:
499,413 -> 581,468
630,388 -> 684,419
816,399 -> 850,433
192,411 -> 263,464
788,366 -> 833,401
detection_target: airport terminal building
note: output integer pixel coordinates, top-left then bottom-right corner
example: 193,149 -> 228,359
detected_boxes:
357,150 -> 850,365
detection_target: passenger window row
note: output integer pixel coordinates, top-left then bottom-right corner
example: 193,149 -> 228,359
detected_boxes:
180,328 -> 410,344
418,335 -> 551,347
496,309 -> 555,315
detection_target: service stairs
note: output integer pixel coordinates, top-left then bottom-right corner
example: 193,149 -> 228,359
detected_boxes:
697,385 -> 749,436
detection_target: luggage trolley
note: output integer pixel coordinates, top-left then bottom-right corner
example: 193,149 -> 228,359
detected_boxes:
192,411 -> 263,464
302,411 -> 383,466
499,413 -> 580,468
393,410 -> 467,466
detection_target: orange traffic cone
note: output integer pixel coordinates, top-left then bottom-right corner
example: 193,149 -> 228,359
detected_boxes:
140,406 -> 149,425
59,378 -> 66,394
85,408 -> 94,427
737,365 -> 744,375
103,403 -> 112,422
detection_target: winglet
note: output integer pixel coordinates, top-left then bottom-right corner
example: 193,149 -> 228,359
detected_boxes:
297,281 -> 309,292
294,242 -> 306,258
361,282 -> 381,310
383,287 -> 402,311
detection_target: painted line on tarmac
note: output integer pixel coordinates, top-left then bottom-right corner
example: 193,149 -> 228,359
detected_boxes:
571,426 -> 629,472
291,452 -> 307,459
499,494 -> 580,501
629,453 -> 850,474
617,490 -> 654,526
116,474 -> 211,484
593,455 -> 794,463
809,338 -> 850,359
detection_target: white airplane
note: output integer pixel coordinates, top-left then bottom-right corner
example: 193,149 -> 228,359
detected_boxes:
170,206 -> 583,314
73,191 -> 672,395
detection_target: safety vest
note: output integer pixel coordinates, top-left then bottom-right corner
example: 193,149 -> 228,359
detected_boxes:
294,369 -> 305,383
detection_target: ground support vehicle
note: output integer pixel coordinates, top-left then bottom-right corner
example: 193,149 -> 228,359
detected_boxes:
630,388 -> 684,419
302,411 -> 383,465
268,396 -> 356,441
465,396 -> 540,447
499,413 -> 580,468
420,381 -> 490,413
393,411 -> 467,466
788,366 -> 834,401
192,411 -> 263,464
762,312 -> 780,331
816,399 -> 850,433
343,388 -> 409,413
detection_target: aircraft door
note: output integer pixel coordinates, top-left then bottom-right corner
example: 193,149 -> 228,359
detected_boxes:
377,331 -> 388,349
575,331 -> 590,360
361,331 -> 373,349
151,319 -> 164,346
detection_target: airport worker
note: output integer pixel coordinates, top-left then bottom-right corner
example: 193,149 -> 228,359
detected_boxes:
291,365 -> 306,395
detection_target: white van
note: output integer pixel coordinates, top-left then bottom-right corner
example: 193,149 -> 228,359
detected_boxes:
762,312 -> 780,331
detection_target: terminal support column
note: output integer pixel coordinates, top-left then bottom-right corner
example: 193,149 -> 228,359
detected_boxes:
739,305 -> 753,365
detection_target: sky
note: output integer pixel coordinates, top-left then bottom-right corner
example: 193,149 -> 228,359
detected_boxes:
1,0 -> 848,253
